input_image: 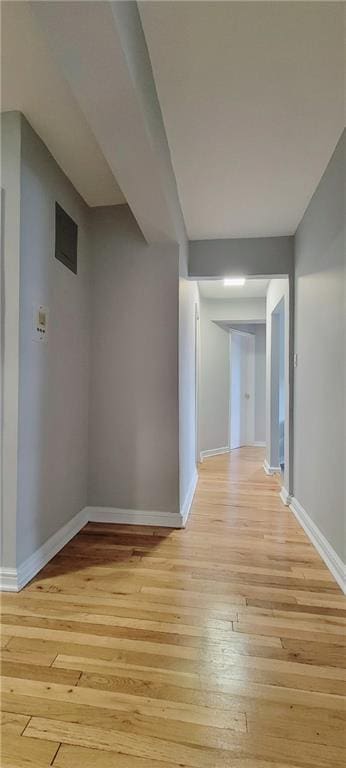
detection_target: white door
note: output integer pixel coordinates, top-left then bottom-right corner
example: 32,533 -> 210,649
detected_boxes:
230,331 -> 255,449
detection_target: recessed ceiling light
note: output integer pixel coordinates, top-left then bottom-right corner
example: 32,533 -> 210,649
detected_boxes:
223,277 -> 246,287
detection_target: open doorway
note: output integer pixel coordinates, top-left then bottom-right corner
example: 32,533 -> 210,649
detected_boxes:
271,297 -> 285,474
197,279 -> 268,461
264,278 -> 291,501
229,330 -> 255,449
268,298 -> 286,473
195,275 -> 292,502
264,278 -> 291,496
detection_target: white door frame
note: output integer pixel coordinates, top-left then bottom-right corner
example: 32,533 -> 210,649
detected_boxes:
265,279 -> 292,502
194,302 -> 200,465
270,297 -> 285,473
229,329 -> 255,450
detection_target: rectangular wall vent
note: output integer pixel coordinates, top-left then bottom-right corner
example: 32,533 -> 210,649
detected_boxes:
55,202 -> 78,274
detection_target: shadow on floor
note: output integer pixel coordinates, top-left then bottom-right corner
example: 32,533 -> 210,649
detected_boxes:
25,522 -> 179,590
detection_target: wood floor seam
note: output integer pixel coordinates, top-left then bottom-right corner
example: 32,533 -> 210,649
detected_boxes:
1,447 -> 345,768
51,742 -> 63,766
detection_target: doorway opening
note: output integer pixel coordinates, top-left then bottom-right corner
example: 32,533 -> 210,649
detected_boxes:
197,278 -> 268,462
196,275 -> 292,503
264,277 -> 291,501
270,297 -> 285,474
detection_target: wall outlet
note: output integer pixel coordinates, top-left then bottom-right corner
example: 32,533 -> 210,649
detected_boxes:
32,304 -> 49,343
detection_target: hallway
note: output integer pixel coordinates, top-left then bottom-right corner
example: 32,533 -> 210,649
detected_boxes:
1,448 -> 345,767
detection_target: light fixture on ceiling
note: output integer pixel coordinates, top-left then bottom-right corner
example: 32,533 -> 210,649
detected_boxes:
223,277 -> 246,287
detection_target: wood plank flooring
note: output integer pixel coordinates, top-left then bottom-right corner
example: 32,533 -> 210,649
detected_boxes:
1,447 -> 345,767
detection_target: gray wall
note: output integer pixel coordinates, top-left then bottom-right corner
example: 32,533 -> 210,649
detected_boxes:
189,236 -> 293,278
179,273 -> 199,508
17,116 -> 91,564
1,111 -> 22,569
199,298 -> 266,454
294,129 -> 345,562
112,2 -> 199,514
199,301 -> 230,454
34,1 -> 198,519
88,205 -> 180,514
2,112 -> 187,575
4,109 -> 343,578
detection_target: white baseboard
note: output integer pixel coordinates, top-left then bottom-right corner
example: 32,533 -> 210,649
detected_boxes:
279,487 -> 292,506
250,441 -> 266,447
7,482 -> 343,596
200,446 -> 229,462
263,459 -> 281,475
0,500 -> 187,593
0,508 -> 88,593
289,496 -> 346,594
0,568 -> 20,592
85,506 -> 183,528
180,468 -> 198,527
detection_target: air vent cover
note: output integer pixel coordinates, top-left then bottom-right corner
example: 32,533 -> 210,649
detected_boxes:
55,202 -> 78,274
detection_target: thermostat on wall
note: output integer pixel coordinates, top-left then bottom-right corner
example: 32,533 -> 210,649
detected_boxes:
32,304 -> 49,343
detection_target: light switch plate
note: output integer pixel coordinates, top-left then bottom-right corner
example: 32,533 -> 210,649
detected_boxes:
32,304 -> 48,343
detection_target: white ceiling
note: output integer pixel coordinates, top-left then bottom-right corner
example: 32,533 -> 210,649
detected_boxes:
1,2 -> 125,208
198,278 -> 269,300
140,1 -> 345,239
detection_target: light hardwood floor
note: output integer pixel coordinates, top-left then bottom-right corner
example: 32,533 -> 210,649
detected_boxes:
1,447 -> 345,767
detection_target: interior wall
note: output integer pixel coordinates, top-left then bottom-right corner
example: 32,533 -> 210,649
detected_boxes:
17,115 -> 91,565
1,111 -> 186,577
294,129 -> 345,563
189,236 -> 294,278
199,297 -> 266,454
0,111 -> 22,569
179,267 -> 199,511
89,205 -> 180,514
199,300 -> 230,454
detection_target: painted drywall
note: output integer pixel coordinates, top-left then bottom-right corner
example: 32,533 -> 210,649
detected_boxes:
189,236 -> 293,278
88,205 -> 180,514
0,111 -> 22,569
179,272 -> 199,509
200,298 -> 266,326
33,0 -> 198,522
266,279 -> 290,489
34,0 -> 198,519
294,129 -> 345,562
199,298 -> 266,454
2,109 -> 194,573
16,116 -> 91,564
199,301 -> 230,454
33,0 -> 180,244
